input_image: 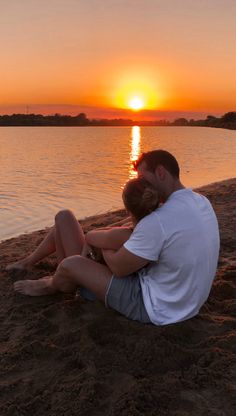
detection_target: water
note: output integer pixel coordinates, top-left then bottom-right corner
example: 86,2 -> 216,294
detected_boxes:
0,126 -> 236,241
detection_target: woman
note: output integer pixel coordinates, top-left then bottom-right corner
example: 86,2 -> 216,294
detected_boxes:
8,177 -> 159,322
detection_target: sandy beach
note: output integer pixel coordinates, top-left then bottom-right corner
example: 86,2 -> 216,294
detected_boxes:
0,178 -> 236,416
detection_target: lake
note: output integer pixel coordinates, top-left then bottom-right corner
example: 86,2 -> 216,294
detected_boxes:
0,126 -> 236,241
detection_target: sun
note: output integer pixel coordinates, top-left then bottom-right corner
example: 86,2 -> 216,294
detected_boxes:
128,97 -> 144,111
112,71 -> 159,112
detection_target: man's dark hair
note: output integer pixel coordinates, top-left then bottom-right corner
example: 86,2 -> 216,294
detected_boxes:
133,150 -> 180,179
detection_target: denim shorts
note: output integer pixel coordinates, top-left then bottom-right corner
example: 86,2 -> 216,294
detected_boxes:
105,273 -> 151,324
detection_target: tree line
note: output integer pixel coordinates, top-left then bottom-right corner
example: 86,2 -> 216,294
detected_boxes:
0,111 -> 236,129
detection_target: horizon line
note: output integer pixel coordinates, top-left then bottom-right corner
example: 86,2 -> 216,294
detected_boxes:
0,105 -> 225,122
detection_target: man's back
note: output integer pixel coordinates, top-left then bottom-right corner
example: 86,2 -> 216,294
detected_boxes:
124,189 -> 220,325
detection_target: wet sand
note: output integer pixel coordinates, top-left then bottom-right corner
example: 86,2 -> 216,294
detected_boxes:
0,179 -> 236,416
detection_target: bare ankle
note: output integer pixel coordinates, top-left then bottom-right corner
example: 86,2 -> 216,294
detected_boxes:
24,255 -> 36,267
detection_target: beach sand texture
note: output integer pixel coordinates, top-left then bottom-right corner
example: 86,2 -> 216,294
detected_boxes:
0,179 -> 236,416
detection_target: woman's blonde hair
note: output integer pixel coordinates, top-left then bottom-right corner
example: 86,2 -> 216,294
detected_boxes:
122,177 -> 159,222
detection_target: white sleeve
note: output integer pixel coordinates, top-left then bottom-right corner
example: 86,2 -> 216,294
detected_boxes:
124,212 -> 166,261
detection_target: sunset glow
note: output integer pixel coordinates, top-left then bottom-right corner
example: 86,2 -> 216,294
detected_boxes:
112,71 -> 160,114
0,1 -> 236,118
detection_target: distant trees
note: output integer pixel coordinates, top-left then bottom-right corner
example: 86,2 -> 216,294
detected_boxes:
171,112 -> 236,130
221,112 -> 236,122
206,115 -> 217,120
0,113 -> 90,126
0,111 -> 236,130
74,113 -> 89,125
173,118 -> 188,126
219,112 -> 236,130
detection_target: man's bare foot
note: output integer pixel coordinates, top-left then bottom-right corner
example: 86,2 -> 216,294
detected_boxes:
14,277 -> 57,296
6,259 -> 32,272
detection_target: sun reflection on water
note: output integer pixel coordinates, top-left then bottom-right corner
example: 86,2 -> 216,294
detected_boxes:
129,126 -> 141,178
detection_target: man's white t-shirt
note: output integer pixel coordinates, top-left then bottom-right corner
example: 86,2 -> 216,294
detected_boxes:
124,189 -> 220,326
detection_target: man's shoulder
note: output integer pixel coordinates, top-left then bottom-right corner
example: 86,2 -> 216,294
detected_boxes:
188,189 -> 214,210
137,208 -> 160,227
166,188 -> 212,208
133,209 -> 164,236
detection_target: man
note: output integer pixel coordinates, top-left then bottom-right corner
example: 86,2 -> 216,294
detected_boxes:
14,150 -> 220,325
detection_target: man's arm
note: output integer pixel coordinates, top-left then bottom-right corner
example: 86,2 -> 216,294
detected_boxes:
86,227 -> 132,250
102,246 -> 149,277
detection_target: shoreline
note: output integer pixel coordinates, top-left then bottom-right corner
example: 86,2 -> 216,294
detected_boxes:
1,176 -> 236,244
1,178 -> 236,415
0,125 -> 236,130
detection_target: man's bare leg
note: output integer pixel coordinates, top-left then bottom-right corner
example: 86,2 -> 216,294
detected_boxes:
7,209 -> 85,271
14,255 -> 113,301
14,276 -> 57,296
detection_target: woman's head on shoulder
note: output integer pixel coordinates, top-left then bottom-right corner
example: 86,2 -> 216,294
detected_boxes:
122,176 -> 160,225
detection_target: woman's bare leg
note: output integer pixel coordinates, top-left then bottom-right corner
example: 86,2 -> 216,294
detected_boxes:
6,227 -> 56,271
7,210 -> 85,271
54,209 -> 85,260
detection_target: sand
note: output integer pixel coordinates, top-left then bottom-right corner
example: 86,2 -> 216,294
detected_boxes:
0,179 -> 236,416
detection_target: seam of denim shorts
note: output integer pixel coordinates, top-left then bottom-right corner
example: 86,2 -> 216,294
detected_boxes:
105,275 -> 114,308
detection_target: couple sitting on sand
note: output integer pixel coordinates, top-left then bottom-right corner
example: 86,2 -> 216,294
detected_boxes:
7,150 -> 220,326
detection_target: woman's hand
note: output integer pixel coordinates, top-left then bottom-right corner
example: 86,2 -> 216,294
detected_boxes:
81,242 -> 95,259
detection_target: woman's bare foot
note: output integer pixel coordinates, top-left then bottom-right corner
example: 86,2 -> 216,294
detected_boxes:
14,277 -> 57,296
6,258 -> 33,272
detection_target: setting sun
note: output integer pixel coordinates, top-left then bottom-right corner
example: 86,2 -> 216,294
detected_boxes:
111,70 -> 160,112
128,97 -> 144,111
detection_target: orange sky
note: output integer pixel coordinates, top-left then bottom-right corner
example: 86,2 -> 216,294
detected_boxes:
1,0 -> 236,120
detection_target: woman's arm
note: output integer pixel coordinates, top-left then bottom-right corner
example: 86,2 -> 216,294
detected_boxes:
108,217 -> 132,227
89,217 -> 132,232
86,227 -> 132,251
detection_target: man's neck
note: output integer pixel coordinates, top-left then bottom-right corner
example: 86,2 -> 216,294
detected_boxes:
162,180 -> 185,202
